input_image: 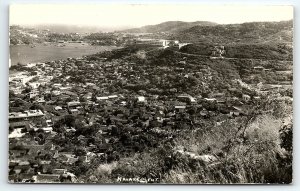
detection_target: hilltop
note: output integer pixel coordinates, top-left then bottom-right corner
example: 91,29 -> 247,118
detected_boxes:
176,20 -> 293,44
122,21 -> 217,33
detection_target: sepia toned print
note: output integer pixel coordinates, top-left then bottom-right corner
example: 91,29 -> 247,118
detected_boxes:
8,4 -> 293,184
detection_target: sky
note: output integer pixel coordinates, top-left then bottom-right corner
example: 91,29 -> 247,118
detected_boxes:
10,4 -> 293,29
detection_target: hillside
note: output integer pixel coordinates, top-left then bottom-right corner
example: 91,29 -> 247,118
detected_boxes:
177,20 -> 293,44
83,45 -> 293,183
122,21 -> 217,33
10,25 -> 84,45
179,43 -> 293,61
9,25 -> 48,45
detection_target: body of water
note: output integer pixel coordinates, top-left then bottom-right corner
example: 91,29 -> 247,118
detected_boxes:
10,43 -> 117,66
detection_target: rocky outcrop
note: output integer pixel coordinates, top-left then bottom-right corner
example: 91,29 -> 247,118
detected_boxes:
173,149 -> 218,164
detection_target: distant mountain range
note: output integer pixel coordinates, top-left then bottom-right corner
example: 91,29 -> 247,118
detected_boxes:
121,20 -> 293,44
19,24 -> 135,34
121,21 -> 217,33
10,20 -> 293,45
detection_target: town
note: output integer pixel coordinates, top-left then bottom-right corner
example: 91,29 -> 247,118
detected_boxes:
8,38 -> 293,183
8,14 -> 293,183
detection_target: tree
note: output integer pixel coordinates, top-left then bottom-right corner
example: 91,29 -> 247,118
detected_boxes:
75,125 -> 97,137
30,103 -> 45,112
64,115 -> 76,127
74,147 -> 87,157
53,120 -> 66,134
9,90 -> 15,98
79,96 -> 87,103
22,86 -> 32,94
65,97 -> 72,103
71,160 -> 89,177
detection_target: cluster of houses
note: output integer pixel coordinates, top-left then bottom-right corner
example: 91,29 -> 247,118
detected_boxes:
134,38 -> 191,49
9,44 -> 293,183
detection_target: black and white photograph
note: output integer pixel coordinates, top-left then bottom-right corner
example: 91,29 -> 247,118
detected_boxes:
8,4 -> 293,184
